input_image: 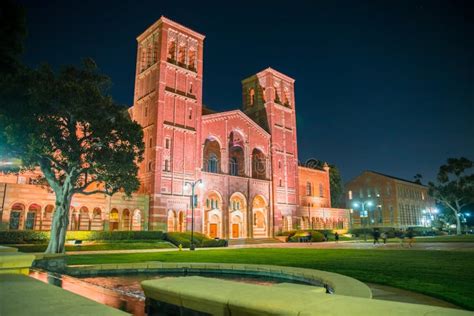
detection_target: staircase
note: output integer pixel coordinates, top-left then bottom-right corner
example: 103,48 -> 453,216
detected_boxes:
228,238 -> 282,246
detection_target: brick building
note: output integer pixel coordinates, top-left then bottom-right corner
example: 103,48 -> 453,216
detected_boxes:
0,17 -> 349,237
345,171 -> 436,228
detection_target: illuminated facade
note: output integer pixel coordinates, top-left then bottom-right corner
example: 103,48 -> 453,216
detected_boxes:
0,17 -> 349,236
128,17 -> 349,237
345,171 -> 436,228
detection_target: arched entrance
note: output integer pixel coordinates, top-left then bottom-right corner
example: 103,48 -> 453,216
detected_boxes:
229,192 -> 247,239
70,207 -> 79,230
231,213 -> 243,238
109,208 -> 119,231
9,203 -> 25,230
26,204 -> 41,230
203,191 -> 223,238
42,205 -> 54,231
177,211 -> 185,232
122,209 -> 131,230
91,208 -> 103,230
132,209 -> 142,231
167,210 -> 176,232
78,207 -> 90,230
252,195 -> 268,238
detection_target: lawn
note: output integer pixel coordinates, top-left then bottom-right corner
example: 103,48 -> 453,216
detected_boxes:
67,248 -> 474,310
355,234 -> 474,243
11,241 -> 174,252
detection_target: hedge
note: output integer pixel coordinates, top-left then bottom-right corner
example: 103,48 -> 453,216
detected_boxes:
0,230 -> 165,244
164,232 -> 228,248
288,230 -> 325,242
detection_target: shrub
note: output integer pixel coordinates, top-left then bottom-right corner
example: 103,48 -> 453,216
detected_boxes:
164,232 -> 227,248
287,230 -> 324,242
0,231 -> 49,244
0,230 -> 165,244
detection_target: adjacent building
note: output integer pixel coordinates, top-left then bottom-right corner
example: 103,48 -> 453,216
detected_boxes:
345,171 -> 436,228
0,16 -> 350,237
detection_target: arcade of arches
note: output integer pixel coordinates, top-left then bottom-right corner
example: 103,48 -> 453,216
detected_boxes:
169,190 -> 270,239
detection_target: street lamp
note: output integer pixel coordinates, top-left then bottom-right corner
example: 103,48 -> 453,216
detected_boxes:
352,200 -> 373,241
307,202 -> 313,230
184,179 -> 203,251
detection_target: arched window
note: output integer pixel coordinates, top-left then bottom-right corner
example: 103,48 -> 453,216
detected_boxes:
188,49 -> 196,70
319,183 -> 324,197
249,88 -> 255,106
203,138 -> 221,174
306,182 -> 312,196
229,157 -> 238,176
178,45 -> 186,64
168,40 -> 176,60
208,154 -> 218,173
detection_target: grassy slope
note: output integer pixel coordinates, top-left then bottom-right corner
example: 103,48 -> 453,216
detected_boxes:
67,248 -> 474,310
12,241 -> 174,252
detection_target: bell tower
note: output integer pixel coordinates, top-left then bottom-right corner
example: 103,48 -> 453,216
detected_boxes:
242,68 -> 299,232
129,17 -> 205,230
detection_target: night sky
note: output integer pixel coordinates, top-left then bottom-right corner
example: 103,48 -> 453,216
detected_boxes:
19,0 -> 473,183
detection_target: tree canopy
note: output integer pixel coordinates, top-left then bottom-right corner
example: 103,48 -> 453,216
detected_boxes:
428,157 -> 474,235
0,59 -> 144,253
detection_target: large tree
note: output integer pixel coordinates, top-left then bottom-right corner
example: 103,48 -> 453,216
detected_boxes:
428,157 -> 474,235
302,159 -> 344,207
0,59 -> 144,253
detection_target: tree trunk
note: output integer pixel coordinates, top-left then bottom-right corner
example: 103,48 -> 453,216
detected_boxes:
45,180 -> 74,254
454,210 -> 462,235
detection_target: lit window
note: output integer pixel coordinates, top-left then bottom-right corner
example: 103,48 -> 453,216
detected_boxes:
348,190 -> 353,200
168,40 -> 176,60
306,182 -> 312,196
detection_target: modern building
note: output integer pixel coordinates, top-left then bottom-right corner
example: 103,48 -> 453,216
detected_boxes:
345,171 -> 436,228
0,17 -> 349,237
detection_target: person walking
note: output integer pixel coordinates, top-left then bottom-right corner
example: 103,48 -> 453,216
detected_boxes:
397,229 -> 405,248
373,229 -> 380,245
381,232 -> 387,244
335,232 -> 339,243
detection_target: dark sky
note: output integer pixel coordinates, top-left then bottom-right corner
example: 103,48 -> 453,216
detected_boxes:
19,0 -> 474,183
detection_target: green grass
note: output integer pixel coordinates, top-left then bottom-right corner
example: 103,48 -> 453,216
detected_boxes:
354,234 -> 474,243
67,248 -> 474,310
10,241 -> 174,252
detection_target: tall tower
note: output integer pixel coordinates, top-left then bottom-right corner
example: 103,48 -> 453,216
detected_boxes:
129,17 -> 205,230
242,68 -> 299,232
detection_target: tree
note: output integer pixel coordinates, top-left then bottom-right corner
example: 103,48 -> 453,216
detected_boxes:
0,59 -> 144,253
0,0 -> 27,75
428,158 -> 474,235
302,158 -> 345,207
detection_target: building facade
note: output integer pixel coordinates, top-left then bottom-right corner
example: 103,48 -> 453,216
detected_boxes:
345,171 -> 436,228
0,17 -> 349,237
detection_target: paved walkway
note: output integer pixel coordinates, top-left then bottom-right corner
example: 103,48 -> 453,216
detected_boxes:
367,283 -> 461,309
65,241 -> 474,255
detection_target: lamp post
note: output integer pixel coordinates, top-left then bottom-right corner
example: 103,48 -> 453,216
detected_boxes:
184,179 -> 203,251
352,200 -> 373,241
307,202 -> 313,230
